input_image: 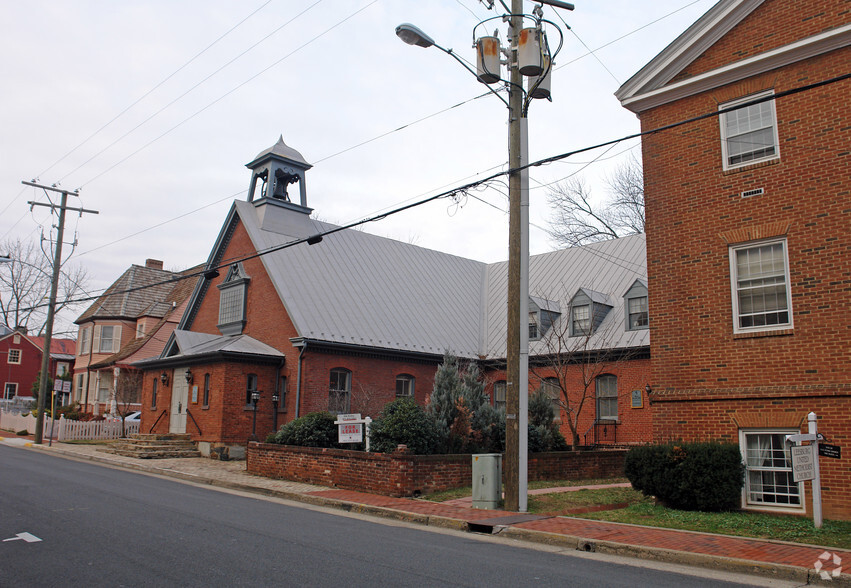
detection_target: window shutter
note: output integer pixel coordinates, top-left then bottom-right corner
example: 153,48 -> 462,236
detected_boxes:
113,326 -> 122,352
93,326 -> 101,353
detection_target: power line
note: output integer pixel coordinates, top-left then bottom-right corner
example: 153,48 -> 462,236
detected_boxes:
19,72 -> 847,313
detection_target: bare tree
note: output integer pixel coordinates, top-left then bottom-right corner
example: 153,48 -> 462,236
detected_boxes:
546,154 -> 645,248
0,238 -> 89,336
114,369 -> 142,437
530,301 -> 643,450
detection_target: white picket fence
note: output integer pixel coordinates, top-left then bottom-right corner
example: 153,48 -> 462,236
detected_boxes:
0,410 -> 139,441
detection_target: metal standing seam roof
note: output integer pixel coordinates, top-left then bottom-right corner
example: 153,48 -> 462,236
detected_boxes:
233,199 -> 648,360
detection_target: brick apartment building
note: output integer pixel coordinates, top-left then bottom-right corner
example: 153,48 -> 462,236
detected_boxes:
616,0 -> 850,519
136,137 -> 651,458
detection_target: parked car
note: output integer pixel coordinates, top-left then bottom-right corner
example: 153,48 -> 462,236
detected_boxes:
123,411 -> 142,423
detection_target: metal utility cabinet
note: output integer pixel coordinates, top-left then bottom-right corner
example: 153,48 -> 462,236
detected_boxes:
472,453 -> 502,509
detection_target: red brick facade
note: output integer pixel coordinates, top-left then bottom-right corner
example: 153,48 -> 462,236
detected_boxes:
627,0 -> 850,519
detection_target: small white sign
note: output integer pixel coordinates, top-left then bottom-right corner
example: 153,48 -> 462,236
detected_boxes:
791,445 -> 816,482
338,422 -> 363,443
336,413 -> 361,422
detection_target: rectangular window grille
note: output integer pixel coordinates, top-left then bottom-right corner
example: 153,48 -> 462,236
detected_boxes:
80,327 -> 91,355
219,286 -> 244,325
328,369 -> 351,414
203,373 -> 211,407
99,326 -> 115,353
628,296 -> 648,330
596,375 -> 618,420
528,312 -> 538,339
493,381 -> 506,411
395,375 -> 414,398
572,305 -> 590,336
721,92 -> 779,169
7,349 -> 21,364
741,431 -> 802,509
245,374 -> 258,405
4,383 -> 17,400
731,240 -> 791,331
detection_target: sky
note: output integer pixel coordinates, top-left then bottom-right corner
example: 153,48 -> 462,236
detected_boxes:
0,0 -> 717,334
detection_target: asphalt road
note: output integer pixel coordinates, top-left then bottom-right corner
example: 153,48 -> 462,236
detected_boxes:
0,445 -> 761,587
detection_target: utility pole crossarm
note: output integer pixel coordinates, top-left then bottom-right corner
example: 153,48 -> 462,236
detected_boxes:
20,179 -> 99,444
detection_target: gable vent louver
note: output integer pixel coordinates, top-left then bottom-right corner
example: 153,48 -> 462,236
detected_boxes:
740,188 -> 764,199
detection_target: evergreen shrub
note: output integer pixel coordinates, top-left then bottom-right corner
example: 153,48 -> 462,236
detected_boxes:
271,411 -> 341,448
625,442 -> 745,511
369,398 -> 442,455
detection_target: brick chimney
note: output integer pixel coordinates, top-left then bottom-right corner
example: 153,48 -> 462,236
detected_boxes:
145,259 -> 164,270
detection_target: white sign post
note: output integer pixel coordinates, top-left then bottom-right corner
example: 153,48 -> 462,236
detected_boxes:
334,413 -> 373,451
786,412 -> 823,528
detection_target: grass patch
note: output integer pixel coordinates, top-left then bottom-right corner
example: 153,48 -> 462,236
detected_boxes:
529,487 -> 650,514
578,502 -> 851,550
422,478 -> 630,503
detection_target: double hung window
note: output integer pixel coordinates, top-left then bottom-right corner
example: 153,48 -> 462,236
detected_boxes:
740,430 -> 802,510
596,374 -> 618,421
730,239 -> 792,333
720,91 -> 779,169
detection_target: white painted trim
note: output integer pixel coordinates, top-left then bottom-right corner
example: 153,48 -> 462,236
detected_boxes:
728,237 -> 793,335
719,90 -> 780,171
621,24 -> 851,113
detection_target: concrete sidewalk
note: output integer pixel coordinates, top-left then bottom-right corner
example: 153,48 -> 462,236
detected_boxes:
3,436 -> 848,586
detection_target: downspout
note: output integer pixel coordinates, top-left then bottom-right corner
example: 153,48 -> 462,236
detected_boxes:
273,357 -> 285,431
295,341 -> 307,419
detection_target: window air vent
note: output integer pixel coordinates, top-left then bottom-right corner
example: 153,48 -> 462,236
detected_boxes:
741,188 -> 764,198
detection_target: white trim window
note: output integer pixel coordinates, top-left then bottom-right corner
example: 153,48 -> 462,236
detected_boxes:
79,327 -> 91,355
4,382 -> 17,400
571,304 -> 591,336
7,348 -> 21,364
395,374 -> 415,398
720,91 -> 780,170
627,296 -> 648,330
740,430 -> 803,511
328,368 -> 351,415
595,374 -> 618,421
730,238 -> 792,333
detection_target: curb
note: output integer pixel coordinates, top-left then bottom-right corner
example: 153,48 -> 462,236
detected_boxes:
19,443 -> 850,586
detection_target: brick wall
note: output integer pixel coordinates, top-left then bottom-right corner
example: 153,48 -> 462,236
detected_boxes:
637,20 -> 850,520
247,443 -> 626,497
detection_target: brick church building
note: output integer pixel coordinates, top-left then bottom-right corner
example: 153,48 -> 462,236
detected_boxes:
136,137 -> 651,459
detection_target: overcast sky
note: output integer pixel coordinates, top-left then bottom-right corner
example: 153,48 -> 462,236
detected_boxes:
0,0 -> 716,334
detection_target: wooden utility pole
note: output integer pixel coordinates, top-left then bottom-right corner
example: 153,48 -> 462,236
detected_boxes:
22,180 -> 98,444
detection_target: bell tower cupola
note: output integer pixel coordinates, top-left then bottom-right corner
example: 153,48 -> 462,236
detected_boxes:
246,136 -> 313,214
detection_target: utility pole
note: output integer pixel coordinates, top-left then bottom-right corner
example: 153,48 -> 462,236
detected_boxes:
22,180 -> 98,444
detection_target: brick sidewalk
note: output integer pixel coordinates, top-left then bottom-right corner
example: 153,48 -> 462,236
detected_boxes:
5,439 -> 849,586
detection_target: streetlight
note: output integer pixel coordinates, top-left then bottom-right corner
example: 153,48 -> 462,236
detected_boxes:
397,0 -> 570,513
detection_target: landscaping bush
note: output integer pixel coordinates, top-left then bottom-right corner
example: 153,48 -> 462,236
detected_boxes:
625,442 -> 745,511
369,398 -> 442,455
270,411 -> 341,448
527,389 -> 569,452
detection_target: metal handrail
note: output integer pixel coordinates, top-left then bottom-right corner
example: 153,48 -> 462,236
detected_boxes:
186,408 -> 202,435
149,409 -> 167,433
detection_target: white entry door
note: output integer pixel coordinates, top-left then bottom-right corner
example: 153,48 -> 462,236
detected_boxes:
169,374 -> 189,434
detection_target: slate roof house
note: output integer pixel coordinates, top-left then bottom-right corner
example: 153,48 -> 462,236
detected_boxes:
136,137 -> 651,459
616,0 -> 850,519
73,260 -> 197,415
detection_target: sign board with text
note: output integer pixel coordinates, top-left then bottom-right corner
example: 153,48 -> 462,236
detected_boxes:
337,422 -> 363,443
818,444 -> 841,459
791,445 -> 816,482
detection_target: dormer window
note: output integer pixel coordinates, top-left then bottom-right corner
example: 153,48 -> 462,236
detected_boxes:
568,288 -> 612,337
528,297 -> 560,341
571,305 -> 591,336
218,263 -> 251,336
623,279 -> 649,331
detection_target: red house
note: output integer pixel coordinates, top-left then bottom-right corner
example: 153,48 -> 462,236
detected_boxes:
1,328 -> 75,407
137,137 -> 651,459
616,0 -> 850,519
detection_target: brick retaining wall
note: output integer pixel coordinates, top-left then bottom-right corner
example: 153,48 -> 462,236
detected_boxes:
247,443 -> 626,497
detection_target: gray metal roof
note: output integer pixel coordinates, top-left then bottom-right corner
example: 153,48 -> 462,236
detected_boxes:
232,199 -> 648,360
171,329 -> 284,359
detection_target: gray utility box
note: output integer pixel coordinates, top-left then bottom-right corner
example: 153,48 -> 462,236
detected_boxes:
471,453 -> 502,509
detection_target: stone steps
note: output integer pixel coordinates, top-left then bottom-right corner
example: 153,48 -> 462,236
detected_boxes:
101,433 -> 201,459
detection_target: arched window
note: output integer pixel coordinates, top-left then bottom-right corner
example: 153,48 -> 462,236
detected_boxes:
596,374 -> 618,421
396,374 -> 415,398
245,373 -> 258,406
493,380 -> 506,411
329,368 -> 351,414
203,373 -> 211,407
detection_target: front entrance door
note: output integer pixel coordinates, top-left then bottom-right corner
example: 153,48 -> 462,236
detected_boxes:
169,373 -> 188,434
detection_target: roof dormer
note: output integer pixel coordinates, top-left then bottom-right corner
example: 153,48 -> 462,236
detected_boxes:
568,288 -> 613,337
528,296 -> 560,341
